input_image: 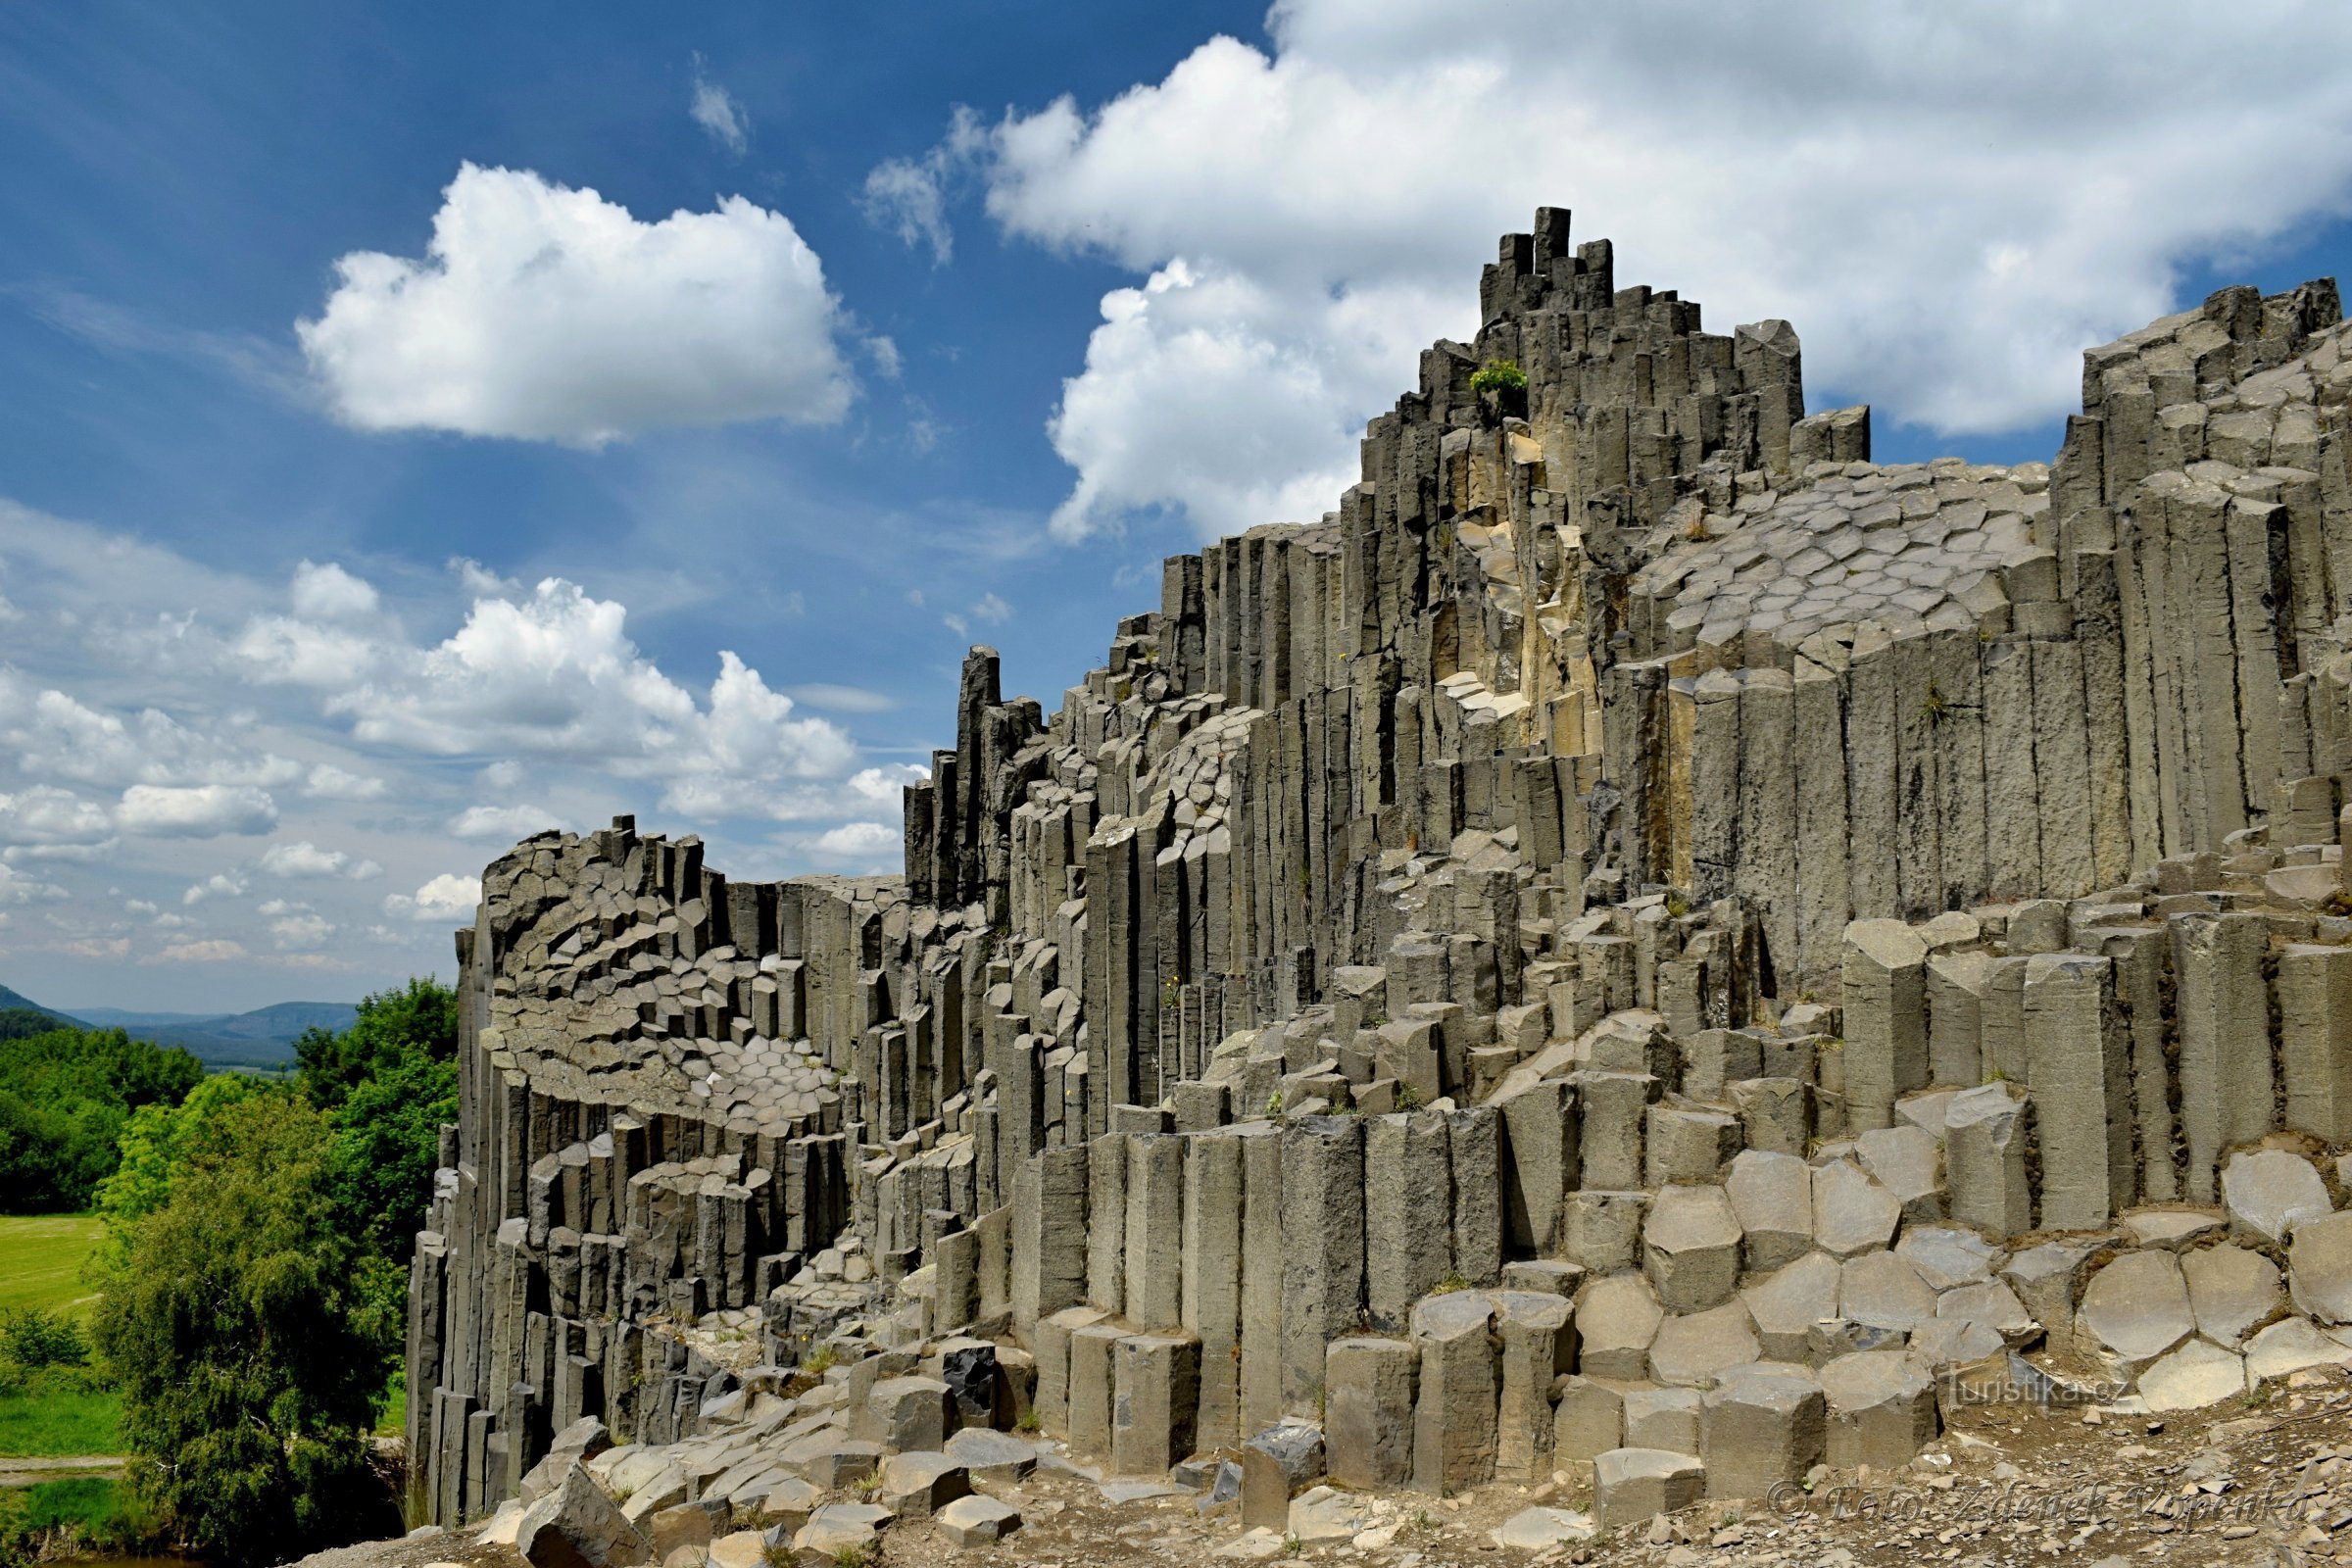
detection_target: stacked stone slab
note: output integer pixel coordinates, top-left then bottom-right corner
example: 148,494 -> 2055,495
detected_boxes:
410,209 -> 2352,1533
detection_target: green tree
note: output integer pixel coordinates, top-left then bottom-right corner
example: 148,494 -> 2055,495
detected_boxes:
93,1072 -> 267,1259
296,978 -> 460,1373
93,1093 -> 389,1563
0,1027 -> 203,1213
295,978 -> 457,1114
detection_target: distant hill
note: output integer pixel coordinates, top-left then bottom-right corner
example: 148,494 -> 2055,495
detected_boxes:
0,983 -> 83,1042
20,991 -> 358,1069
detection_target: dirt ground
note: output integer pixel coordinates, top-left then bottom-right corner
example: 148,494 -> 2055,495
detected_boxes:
874,1368 -> 2352,1568
315,1367 -> 2352,1568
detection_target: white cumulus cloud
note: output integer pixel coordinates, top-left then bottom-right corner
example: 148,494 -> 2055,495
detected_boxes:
0,787 -> 116,853
808,820 -> 900,858
290,561 -> 380,621
449,804 -> 566,841
301,763 -> 386,801
182,870 -> 247,906
258,840 -> 350,878
297,163 -> 855,445
384,872 -> 483,923
117,784 -> 276,839
0,863 -> 68,906
911,1 -> 2352,542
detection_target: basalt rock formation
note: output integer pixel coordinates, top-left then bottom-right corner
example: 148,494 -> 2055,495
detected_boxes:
407,209 -> 2352,1548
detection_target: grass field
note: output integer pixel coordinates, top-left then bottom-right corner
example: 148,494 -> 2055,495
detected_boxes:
0,1214 -> 102,1319
0,1213 -> 120,1458
0,1383 -> 122,1456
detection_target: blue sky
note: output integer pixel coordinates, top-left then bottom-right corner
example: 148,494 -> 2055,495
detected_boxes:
2,1 -> 2349,1012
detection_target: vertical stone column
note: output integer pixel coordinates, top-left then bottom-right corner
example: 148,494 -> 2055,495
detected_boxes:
1492,1292 -> 1575,1482
1124,1134 -> 1186,1332
1010,1147 -> 1088,1339
1841,920 -> 1929,1132
2278,944 -> 2352,1147
1410,1292 -> 1498,1495
1792,654 -> 1853,986
1280,1116 -> 1366,1415
1086,1131 -> 1127,1317
1326,1337 -> 1419,1489
2172,912 -> 2274,1201
1944,1081 -> 2032,1237
1982,636 -> 2042,899
1237,1124 -> 1287,1436
2099,926 -> 2177,1202
1067,1322 -> 1126,1459
1366,1110 -> 1452,1331
1447,1106 -> 1503,1288
2022,954 -> 2132,1230
1496,1078 -> 1579,1258
1111,1334 -> 1201,1478
1035,1304 -> 1107,1439
1926,952 -> 1989,1088
1735,666 -> 1800,998
1845,627 -> 1900,916
1181,1131 -> 1246,1452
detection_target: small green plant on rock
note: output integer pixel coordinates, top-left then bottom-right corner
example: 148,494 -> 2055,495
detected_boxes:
832,1544 -> 876,1568
1470,361 -> 1528,397
1394,1082 -> 1423,1112
1015,1406 -> 1042,1434
1432,1269 -> 1472,1296
1281,1533 -> 1304,1557
1265,1090 -> 1285,1117
803,1344 -> 837,1377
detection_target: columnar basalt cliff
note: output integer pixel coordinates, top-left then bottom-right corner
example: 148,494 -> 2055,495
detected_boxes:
408,211 -> 2352,1554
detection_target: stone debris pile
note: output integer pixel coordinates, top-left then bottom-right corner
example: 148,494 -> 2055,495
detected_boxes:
406,208 -> 2352,1547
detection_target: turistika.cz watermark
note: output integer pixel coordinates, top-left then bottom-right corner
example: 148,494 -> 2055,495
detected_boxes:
1768,1477 -> 2294,1528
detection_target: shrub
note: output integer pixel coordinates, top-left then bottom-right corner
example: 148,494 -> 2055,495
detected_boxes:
0,1308 -> 87,1370
1469,360 -> 1528,397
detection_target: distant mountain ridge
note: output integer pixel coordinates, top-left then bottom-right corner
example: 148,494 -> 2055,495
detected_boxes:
6,985 -> 356,1068
0,982 -> 81,1040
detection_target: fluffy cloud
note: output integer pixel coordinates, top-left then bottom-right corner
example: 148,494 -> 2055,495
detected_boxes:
690,63 -> 752,156
290,560 -> 380,621
258,840 -> 351,877
906,1 -> 2352,541
0,863 -> 68,906
268,912 -> 335,949
0,496 -> 914,999
0,787 -> 116,854
0,671 -> 298,791
116,783 -> 276,838
182,871 -> 247,906
263,580 -> 864,820
301,763 -> 386,801
384,872 -> 483,923
297,164 -> 855,445
808,820 -> 899,858
449,804 -> 566,841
